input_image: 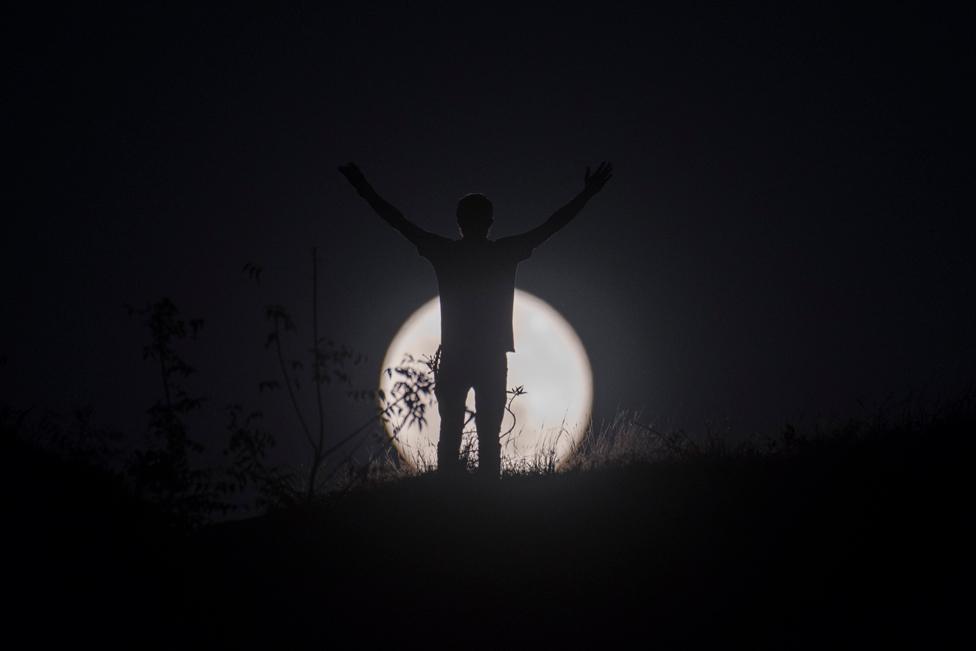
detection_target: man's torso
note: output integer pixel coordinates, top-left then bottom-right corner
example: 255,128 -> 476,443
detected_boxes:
417,237 -> 532,356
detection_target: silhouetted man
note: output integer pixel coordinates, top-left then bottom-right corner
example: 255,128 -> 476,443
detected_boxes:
339,161 -> 613,477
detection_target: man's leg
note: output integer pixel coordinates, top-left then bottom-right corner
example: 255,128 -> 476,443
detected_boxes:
434,358 -> 467,474
473,355 -> 508,478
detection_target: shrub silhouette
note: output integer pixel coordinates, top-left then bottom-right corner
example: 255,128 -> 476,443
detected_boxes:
125,298 -> 230,525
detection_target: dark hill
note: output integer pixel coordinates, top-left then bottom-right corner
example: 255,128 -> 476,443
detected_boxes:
7,414 -> 972,648
185,420 -> 970,648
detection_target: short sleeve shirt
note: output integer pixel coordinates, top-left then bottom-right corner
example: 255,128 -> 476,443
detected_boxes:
417,235 -> 534,355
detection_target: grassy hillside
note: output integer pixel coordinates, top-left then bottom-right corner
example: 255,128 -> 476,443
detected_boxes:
7,408 -> 972,648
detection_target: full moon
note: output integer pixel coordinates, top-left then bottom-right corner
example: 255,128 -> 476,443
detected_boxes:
380,289 -> 593,471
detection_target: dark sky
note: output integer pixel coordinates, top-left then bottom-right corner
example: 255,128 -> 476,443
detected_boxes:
4,4 -> 974,456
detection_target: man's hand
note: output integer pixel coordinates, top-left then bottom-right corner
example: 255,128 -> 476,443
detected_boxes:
583,161 -> 613,196
515,161 -> 614,249
338,162 -> 369,192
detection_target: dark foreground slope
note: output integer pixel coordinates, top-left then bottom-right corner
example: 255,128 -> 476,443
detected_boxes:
9,416 -> 973,648
187,423 -> 971,648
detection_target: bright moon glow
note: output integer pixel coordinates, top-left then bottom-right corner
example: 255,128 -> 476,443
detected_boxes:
380,289 -> 593,470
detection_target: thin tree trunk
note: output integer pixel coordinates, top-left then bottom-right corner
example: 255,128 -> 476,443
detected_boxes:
307,247 -> 327,501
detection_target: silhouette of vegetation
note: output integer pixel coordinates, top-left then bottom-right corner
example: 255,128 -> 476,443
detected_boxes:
124,298 -> 231,525
117,296 -> 295,522
27,405 -> 125,469
381,349 -> 441,437
254,248 -> 364,502
222,403 -> 292,509
243,249 -> 440,500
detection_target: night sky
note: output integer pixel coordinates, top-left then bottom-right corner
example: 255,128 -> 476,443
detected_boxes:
4,4 -> 974,459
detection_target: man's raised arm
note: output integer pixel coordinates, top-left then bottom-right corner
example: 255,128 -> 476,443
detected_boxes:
338,162 -> 442,248
515,161 -> 613,250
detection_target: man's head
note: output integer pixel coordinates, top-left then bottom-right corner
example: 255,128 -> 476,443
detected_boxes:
456,193 -> 494,239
